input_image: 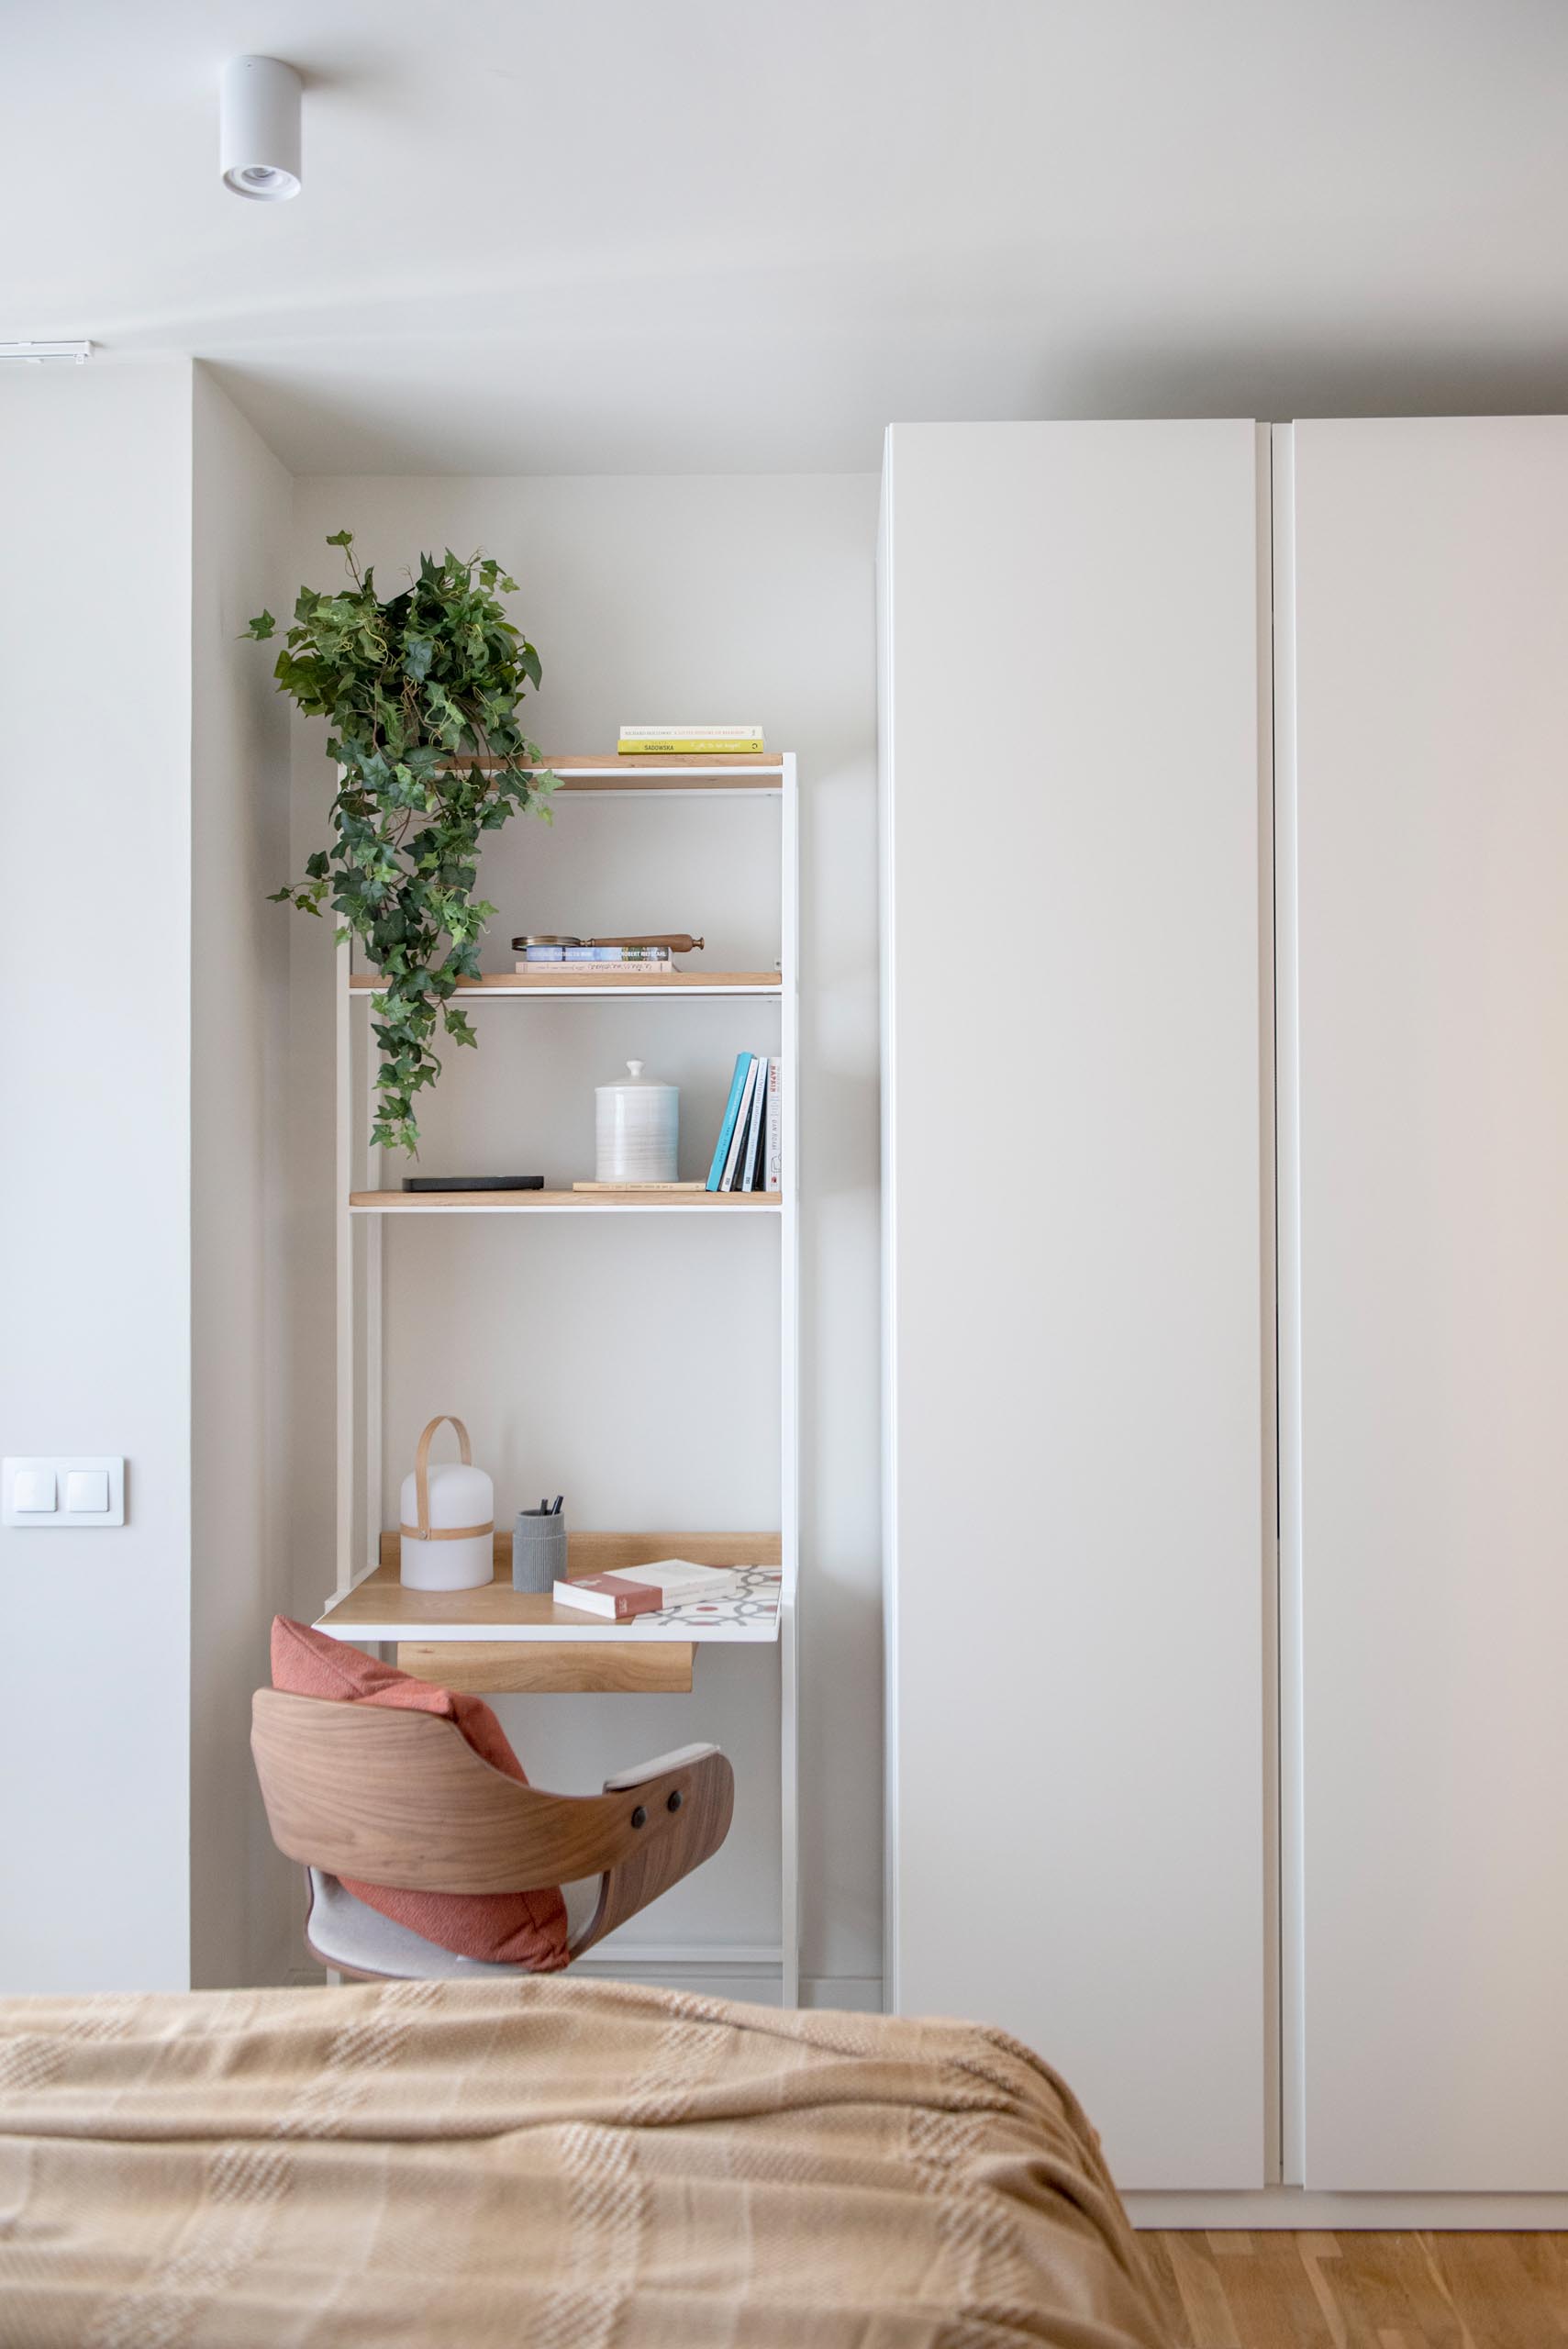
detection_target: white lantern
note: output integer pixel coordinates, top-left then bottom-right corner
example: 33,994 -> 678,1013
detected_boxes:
400,1415 -> 494,1591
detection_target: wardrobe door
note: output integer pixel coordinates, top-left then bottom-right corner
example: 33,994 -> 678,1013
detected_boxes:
880,422 -> 1271,2188
1290,418 -> 1568,2188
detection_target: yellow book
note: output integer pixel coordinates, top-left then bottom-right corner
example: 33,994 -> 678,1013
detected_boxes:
619,736 -> 765,756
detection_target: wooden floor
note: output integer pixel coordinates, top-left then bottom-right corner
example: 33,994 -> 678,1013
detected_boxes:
1144,2232 -> 1568,2347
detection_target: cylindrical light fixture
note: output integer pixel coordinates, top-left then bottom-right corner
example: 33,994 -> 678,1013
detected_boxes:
220,56 -> 302,202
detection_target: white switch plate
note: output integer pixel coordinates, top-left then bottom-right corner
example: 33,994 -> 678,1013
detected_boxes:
2,1456 -> 125,1527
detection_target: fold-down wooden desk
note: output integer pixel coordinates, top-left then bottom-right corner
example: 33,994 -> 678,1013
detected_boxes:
315,1531 -> 783,1696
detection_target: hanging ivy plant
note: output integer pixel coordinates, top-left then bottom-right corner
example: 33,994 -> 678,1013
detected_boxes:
250,530 -> 557,1153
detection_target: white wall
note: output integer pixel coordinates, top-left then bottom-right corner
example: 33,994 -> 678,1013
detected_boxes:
189,366 -> 295,1988
0,364 -> 195,1990
287,473 -> 882,2000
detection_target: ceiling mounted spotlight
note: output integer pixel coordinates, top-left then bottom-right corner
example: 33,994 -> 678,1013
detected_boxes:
220,56 -> 302,202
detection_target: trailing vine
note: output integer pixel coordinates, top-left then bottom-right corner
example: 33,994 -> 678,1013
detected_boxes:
250,531 -> 556,1152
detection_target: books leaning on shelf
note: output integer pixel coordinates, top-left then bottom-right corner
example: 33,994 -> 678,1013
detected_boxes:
618,724 -> 764,756
706,1052 -> 783,1193
554,1560 -> 740,1619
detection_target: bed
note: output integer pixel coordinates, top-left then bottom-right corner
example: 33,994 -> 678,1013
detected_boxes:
0,1977 -> 1170,2346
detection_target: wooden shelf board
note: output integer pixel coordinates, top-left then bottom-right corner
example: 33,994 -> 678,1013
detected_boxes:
317,1533 -> 784,1654
445,753 -> 783,790
350,1188 -> 781,1213
350,972 -> 782,996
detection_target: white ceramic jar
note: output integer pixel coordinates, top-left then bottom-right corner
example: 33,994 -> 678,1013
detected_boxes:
399,1414 -> 494,1590
595,1057 -> 679,1184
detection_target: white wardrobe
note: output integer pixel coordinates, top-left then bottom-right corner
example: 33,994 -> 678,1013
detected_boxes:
879,418 -> 1568,2205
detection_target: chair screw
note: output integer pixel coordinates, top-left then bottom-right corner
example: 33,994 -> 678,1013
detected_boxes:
667,1788 -> 684,1812
630,1805 -> 647,1830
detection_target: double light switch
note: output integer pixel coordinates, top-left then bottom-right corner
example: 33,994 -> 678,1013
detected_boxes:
2,1457 -> 126,1527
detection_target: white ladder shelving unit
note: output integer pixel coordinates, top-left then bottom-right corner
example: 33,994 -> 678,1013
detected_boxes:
320,753 -> 801,2003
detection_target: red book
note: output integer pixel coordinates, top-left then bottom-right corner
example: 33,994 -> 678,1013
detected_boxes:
552,1574 -> 663,1621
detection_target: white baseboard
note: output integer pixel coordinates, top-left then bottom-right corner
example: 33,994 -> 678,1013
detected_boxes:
1125,2188 -> 1568,2230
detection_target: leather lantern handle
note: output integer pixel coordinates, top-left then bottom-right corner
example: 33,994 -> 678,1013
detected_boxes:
413,1414 -> 473,1539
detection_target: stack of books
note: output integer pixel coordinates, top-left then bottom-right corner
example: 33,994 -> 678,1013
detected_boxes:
516,943 -> 675,974
554,1559 -> 740,1621
707,1052 -> 782,1193
618,724 -> 764,756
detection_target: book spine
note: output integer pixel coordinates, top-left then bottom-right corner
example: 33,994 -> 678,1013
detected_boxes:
520,944 -> 672,963
764,1057 -> 783,1192
562,945 -> 673,963
721,1057 -> 763,1191
618,739 -> 764,756
746,1062 -> 768,1190
747,1055 -> 769,1190
515,963 -> 676,976
619,725 -> 763,740
706,1052 -> 753,1190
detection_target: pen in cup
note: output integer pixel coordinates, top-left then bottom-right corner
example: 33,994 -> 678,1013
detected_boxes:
514,1494 -> 567,1594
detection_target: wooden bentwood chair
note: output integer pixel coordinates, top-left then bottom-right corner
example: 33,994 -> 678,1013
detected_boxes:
251,1688 -> 735,1981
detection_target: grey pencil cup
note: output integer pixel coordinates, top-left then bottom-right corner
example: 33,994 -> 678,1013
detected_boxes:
513,1508 -> 567,1594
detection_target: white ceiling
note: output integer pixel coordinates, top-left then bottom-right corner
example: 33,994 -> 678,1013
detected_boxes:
8,0 -> 1568,473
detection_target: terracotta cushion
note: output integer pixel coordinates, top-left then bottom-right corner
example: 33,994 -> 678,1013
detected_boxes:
268,1616 -> 570,1971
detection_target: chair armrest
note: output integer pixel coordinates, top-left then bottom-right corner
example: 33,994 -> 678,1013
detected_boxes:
603,1742 -> 718,1791
570,1745 -> 734,1957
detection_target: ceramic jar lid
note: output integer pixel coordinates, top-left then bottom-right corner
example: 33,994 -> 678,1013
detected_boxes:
595,1058 -> 674,1095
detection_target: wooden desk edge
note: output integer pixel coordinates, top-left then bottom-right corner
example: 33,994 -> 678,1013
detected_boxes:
396,1639 -> 695,1695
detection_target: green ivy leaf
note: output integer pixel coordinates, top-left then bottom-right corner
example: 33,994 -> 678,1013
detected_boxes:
252,534 -> 549,1153
247,610 -> 276,640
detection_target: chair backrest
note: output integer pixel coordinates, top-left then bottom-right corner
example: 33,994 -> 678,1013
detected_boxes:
250,1688 -> 712,1896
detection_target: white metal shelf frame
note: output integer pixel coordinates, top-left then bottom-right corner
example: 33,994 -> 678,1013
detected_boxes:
332,753 -> 801,2001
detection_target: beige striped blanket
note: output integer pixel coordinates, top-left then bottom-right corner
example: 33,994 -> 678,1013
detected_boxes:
0,1978 -> 1170,2347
